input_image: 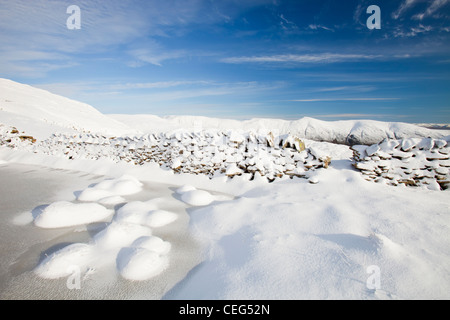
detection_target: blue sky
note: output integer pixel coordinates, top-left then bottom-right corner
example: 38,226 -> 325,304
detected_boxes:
1,0 -> 449,123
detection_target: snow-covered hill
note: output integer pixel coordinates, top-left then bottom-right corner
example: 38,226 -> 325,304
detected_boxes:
0,78 -> 133,139
110,114 -> 449,146
1,78 -> 448,145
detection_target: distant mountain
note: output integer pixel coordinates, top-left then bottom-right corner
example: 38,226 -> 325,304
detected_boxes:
110,114 -> 450,146
415,123 -> 450,130
1,78 -> 448,145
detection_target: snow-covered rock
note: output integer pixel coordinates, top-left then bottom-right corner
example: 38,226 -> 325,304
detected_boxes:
352,137 -> 450,190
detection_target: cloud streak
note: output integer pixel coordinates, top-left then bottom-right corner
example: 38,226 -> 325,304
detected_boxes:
291,98 -> 400,102
221,53 -> 382,64
392,0 -> 420,19
413,0 -> 450,20
308,24 -> 334,32
393,0 -> 450,20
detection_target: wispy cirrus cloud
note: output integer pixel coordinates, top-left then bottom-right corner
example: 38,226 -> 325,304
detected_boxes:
34,79 -> 284,109
413,0 -> 450,20
126,47 -> 187,67
314,85 -> 377,93
307,24 -> 334,32
392,0 -> 420,19
393,0 -> 450,20
0,0 -> 273,76
392,24 -> 433,38
221,53 -> 382,64
291,98 -> 400,102
108,81 -> 214,90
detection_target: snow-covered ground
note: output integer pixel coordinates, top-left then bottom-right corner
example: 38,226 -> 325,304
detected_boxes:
0,163 -> 202,299
1,79 -> 450,299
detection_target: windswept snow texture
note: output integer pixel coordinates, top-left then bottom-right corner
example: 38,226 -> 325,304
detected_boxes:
167,164 -> 450,300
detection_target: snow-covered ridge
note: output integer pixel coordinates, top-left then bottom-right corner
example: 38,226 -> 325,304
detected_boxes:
1,78 -> 448,145
110,114 -> 450,146
416,123 -> 450,130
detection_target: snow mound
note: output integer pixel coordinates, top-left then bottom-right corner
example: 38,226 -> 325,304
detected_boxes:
181,189 -> 215,206
93,222 -> 152,249
97,195 -> 126,206
77,175 -> 143,201
34,243 -> 94,279
146,210 -> 178,228
115,201 -> 158,224
34,201 -> 113,229
34,209 -> 173,282
116,247 -> 169,281
176,185 -> 196,194
130,236 -> 172,255
77,189 -> 115,202
114,201 -> 177,227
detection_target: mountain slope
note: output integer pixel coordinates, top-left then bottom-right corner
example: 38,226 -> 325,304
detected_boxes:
0,78 -> 133,139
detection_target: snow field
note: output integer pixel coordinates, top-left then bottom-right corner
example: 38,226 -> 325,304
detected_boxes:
4,135 -> 450,299
168,163 -> 450,299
